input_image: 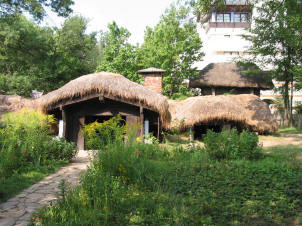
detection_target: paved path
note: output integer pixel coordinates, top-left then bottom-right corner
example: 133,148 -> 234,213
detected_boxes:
0,150 -> 90,226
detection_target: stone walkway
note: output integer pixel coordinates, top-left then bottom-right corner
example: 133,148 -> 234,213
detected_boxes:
0,150 -> 90,226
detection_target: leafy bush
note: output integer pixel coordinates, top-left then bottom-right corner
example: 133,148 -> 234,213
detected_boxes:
83,114 -> 125,150
203,128 -> 262,160
47,137 -> 77,161
0,109 -> 76,179
0,109 -> 55,177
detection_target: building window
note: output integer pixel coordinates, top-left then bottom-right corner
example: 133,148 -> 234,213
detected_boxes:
216,13 -> 231,22
224,35 -> 231,38
234,13 -> 249,22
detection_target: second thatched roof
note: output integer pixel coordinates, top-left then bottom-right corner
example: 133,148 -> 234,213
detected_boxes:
166,94 -> 277,133
190,63 -> 273,89
38,72 -> 170,122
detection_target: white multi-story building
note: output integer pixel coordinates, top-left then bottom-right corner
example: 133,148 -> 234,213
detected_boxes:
194,0 -> 302,107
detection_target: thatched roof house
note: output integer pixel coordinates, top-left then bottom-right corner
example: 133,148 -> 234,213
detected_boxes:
38,72 -> 170,149
166,94 -> 277,134
0,95 -> 37,118
189,63 -> 273,96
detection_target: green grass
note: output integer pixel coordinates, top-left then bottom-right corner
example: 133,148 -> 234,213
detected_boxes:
278,127 -> 302,134
0,160 -> 67,203
31,142 -> 302,226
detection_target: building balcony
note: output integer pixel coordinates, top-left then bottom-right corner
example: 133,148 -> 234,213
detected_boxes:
209,22 -> 251,29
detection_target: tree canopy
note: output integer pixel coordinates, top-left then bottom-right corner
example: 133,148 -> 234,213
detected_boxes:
0,15 -> 98,96
0,0 -> 74,21
96,22 -> 142,82
140,4 -> 203,97
242,0 -> 302,125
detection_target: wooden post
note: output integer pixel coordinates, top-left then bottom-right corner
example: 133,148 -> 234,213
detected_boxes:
61,107 -> 67,137
139,106 -> 144,137
211,87 -> 215,96
77,117 -> 85,150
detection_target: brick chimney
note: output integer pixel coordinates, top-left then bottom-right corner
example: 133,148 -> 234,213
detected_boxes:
138,67 -> 165,93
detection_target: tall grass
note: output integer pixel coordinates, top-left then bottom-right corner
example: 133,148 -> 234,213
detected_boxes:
32,125 -> 302,225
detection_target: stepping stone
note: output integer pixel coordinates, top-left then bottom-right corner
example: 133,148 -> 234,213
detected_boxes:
0,217 -> 15,226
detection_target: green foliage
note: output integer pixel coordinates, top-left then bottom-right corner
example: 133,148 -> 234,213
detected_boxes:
140,4 -> 203,96
0,109 -> 77,179
294,101 -> 302,114
96,22 -> 143,82
47,137 -> 77,161
0,0 -> 74,21
242,0 -> 302,124
203,128 -> 262,160
0,15 -> 99,96
32,140 -> 302,225
83,115 -> 126,150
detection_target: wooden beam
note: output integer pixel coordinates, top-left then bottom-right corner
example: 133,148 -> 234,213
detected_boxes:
51,93 -> 102,110
50,93 -> 156,113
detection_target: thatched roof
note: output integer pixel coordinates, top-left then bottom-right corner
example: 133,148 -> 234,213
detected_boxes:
0,95 -> 37,118
165,94 -> 277,133
190,63 -> 273,89
38,72 -> 170,122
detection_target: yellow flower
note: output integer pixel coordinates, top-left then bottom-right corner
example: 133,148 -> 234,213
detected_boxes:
136,137 -> 142,143
82,201 -> 87,206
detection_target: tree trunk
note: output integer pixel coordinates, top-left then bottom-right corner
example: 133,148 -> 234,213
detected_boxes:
283,79 -> 290,127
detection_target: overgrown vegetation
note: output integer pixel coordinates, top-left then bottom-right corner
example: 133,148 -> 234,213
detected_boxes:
204,128 -> 262,160
31,117 -> 302,225
0,109 -> 77,202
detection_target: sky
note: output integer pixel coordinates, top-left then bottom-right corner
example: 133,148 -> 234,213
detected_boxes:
44,0 -> 176,44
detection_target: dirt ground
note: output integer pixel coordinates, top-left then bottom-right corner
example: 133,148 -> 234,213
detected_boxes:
259,133 -> 302,147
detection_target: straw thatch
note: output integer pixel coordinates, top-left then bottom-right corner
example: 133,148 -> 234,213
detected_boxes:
166,94 -> 278,133
38,72 -> 170,122
190,63 -> 273,89
0,95 -> 37,118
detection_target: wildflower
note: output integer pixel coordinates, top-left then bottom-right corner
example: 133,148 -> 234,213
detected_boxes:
82,201 -> 87,206
135,150 -> 142,155
136,137 -> 142,143
103,206 -> 107,210
24,152 -> 29,157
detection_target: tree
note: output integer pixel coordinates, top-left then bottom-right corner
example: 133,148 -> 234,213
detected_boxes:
140,4 -> 203,97
0,15 -> 99,96
242,0 -> 302,126
96,22 -> 142,82
0,0 -> 74,21
48,15 -> 98,90
0,15 -> 53,95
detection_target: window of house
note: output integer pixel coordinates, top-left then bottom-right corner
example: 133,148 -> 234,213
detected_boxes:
234,13 -> 249,22
224,13 -> 231,22
241,13 -> 247,22
224,35 -> 231,38
216,13 -> 231,22
217,13 -> 224,22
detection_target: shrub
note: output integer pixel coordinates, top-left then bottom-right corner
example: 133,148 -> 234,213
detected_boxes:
0,109 -> 55,177
83,115 -> 125,150
203,128 -> 262,160
0,109 -> 77,179
47,137 -> 77,161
